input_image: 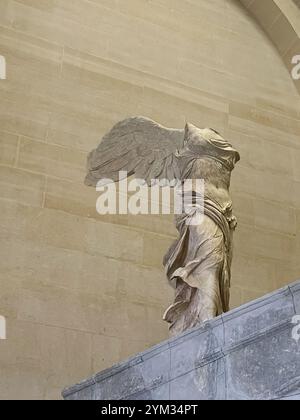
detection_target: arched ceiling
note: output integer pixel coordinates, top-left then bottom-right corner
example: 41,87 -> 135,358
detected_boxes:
294,0 -> 300,10
240,0 -> 300,95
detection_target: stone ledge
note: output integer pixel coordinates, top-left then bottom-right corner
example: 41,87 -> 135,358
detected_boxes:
63,280 -> 300,400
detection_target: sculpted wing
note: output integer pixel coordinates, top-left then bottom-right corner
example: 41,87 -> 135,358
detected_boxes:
85,116 -> 184,186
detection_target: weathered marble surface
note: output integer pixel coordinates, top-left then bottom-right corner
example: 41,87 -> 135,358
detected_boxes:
63,280 -> 300,400
85,117 -> 240,336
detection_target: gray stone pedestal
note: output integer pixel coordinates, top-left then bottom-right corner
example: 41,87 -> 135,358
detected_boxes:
63,280 -> 300,400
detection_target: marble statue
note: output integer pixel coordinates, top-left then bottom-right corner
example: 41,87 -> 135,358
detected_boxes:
85,116 -> 240,336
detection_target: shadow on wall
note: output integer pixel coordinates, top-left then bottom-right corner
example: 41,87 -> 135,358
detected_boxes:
240,0 -> 300,93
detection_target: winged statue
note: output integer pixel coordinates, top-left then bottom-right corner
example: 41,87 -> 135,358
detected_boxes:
85,116 -> 240,337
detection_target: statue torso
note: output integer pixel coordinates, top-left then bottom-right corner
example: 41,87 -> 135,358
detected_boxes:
176,130 -> 239,211
189,157 -> 232,209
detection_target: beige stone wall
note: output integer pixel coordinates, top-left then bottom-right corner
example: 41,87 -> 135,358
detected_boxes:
240,0 -> 300,95
0,0 -> 299,399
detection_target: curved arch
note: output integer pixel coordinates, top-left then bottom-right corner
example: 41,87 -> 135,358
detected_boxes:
240,0 -> 300,94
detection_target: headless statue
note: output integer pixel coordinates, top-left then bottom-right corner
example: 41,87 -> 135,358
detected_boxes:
85,117 -> 240,337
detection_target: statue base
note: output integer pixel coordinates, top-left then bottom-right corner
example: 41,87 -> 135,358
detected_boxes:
63,280 -> 300,400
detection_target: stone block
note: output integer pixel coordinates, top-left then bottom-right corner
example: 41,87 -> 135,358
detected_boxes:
0,131 -> 19,165
289,280 -> 300,313
18,137 -> 86,183
0,166 -> 45,207
63,280 -> 300,400
223,286 -> 295,348
226,322 -> 300,400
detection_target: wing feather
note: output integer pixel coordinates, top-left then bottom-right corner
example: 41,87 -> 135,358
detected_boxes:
85,116 -> 184,186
